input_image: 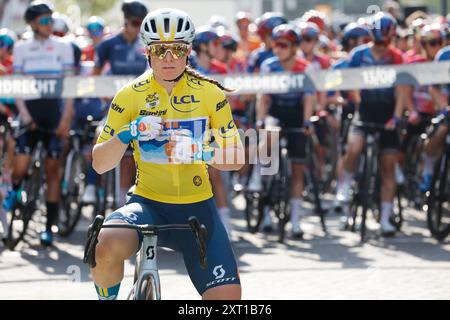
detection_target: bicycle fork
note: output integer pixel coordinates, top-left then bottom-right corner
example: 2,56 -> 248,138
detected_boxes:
133,235 -> 161,300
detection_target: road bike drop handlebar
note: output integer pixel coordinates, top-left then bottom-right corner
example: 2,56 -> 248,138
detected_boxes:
83,215 -> 208,270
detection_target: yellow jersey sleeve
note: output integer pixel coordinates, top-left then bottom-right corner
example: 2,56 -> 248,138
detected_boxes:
97,86 -> 134,144
208,86 -> 240,149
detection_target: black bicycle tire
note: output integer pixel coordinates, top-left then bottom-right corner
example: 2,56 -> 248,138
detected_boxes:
58,152 -> 86,237
136,275 -> 157,300
244,190 -> 264,233
427,153 -> 450,240
360,145 -> 373,242
6,169 -> 39,250
275,149 -> 291,243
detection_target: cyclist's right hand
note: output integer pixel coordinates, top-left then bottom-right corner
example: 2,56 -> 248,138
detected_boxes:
303,120 -> 314,136
20,111 -> 37,130
117,116 -> 163,145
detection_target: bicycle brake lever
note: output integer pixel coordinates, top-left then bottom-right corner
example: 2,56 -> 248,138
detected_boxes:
188,216 -> 208,270
83,215 -> 104,268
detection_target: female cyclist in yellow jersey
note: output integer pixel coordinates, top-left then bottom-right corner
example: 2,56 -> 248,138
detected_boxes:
91,8 -> 244,300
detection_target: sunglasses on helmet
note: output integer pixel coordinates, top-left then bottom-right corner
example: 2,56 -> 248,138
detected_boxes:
148,43 -> 190,60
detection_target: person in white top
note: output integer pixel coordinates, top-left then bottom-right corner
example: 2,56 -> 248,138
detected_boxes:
3,0 -> 74,247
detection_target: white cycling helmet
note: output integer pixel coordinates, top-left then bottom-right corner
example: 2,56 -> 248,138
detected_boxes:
140,8 -> 195,45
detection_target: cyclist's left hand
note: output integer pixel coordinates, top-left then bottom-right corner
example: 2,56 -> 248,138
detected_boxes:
303,120 -> 314,136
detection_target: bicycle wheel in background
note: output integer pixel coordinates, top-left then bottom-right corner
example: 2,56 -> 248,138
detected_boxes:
58,152 -> 86,237
273,147 -> 291,243
5,169 -> 40,250
427,152 -> 450,241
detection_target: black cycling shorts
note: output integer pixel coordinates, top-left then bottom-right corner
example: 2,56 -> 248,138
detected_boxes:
15,99 -> 62,158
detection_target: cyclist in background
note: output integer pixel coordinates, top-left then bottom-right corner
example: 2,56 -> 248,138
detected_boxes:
400,24 -> 445,192
5,0 -> 75,246
235,11 -> 260,60
191,27 -> 234,237
82,16 -> 106,62
93,0 -> 148,207
0,28 -> 17,245
52,12 -> 105,204
421,40 -> 450,191
257,24 -> 315,238
90,8 -> 243,300
327,23 -> 371,189
247,12 -> 287,73
335,12 -> 405,236
297,20 -> 332,183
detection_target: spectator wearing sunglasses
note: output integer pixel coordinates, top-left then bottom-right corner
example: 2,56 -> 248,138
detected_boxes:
92,0 -> 149,208
82,16 -> 105,62
6,0 -> 75,246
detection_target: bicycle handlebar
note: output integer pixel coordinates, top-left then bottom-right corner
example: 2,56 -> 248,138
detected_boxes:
83,215 -> 208,270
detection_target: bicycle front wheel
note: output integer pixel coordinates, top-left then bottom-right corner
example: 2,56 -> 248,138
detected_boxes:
427,153 -> 450,241
58,152 -> 86,237
136,274 -> 160,300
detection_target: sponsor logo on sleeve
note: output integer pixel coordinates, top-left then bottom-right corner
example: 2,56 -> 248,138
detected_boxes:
111,103 -> 124,114
102,124 -> 115,137
218,120 -> 238,139
216,99 -> 228,112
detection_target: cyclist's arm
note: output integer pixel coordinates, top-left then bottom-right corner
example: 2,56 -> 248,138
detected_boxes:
12,45 -> 33,124
92,136 -> 128,174
394,85 -> 406,119
255,94 -> 271,125
92,86 -> 132,174
209,91 -> 244,171
303,93 -> 315,123
403,85 -> 415,113
429,85 -> 448,110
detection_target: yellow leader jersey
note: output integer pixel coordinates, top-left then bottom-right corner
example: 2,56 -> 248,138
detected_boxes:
97,70 -> 240,204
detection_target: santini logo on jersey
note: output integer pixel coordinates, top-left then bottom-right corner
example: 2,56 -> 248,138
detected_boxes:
111,103 -> 124,114
216,99 -> 228,112
139,109 -> 167,117
170,95 -> 201,113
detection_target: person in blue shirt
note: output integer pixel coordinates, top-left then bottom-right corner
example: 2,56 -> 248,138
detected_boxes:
93,1 -> 148,76
247,12 -> 286,73
335,12 -> 405,236
256,24 -> 315,238
93,0 -> 148,207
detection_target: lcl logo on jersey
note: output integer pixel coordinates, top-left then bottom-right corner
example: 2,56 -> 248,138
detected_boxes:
218,120 -> 237,139
170,95 -> 201,113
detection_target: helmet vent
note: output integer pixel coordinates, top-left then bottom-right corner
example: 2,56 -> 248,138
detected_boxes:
177,19 -> 183,32
144,22 -> 150,32
150,19 -> 157,33
185,21 -> 190,31
164,18 -> 170,33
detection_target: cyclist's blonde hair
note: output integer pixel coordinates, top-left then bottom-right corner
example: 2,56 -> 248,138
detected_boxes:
184,65 -> 235,93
